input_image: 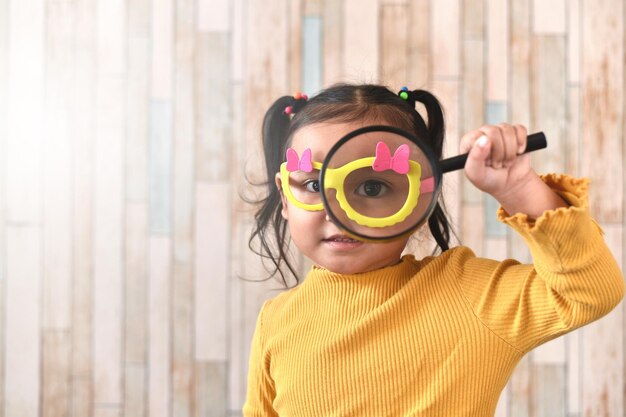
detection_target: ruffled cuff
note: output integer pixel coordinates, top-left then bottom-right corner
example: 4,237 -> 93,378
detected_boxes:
497,174 -> 605,273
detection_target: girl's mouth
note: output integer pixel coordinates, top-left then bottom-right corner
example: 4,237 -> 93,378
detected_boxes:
322,235 -> 363,249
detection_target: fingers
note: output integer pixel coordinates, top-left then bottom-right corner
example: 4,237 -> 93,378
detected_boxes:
460,124 -> 528,169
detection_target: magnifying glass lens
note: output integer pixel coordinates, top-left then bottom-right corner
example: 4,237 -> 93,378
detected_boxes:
321,127 -> 440,241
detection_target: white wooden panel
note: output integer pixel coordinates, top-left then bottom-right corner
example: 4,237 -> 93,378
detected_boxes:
581,0 -> 624,223
7,0 -> 44,223
124,203 -> 148,364
198,0 -> 230,32
533,0 -> 566,34
487,0 -> 508,101
232,0 -> 245,81
42,331 -> 71,417
152,0 -> 173,99
72,0 -> 96,397
381,5 -> 408,89
322,0 -> 343,85
567,0 -> 581,84
432,0 -> 460,78
43,0 -> 74,329
93,76 -> 125,405
97,0 -> 125,75
196,182 -> 231,361
149,236 -> 172,417
533,338 -> 566,364
566,329 -> 582,415
5,226 -> 41,417
343,0 -> 379,81
288,0 -> 302,93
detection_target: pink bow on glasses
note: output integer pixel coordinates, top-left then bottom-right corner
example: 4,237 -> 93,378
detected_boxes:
285,148 -> 313,173
372,142 -> 410,174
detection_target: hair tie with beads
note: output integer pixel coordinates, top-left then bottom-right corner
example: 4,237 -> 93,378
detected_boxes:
397,86 -> 417,107
284,91 -> 309,116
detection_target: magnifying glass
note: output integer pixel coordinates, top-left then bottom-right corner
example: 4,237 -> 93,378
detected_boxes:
319,125 -> 547,242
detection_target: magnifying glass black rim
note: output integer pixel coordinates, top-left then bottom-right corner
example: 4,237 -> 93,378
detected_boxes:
319,125 -> 443,242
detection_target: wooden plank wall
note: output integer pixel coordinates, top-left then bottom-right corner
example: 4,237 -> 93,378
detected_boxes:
0,0 -> 624,416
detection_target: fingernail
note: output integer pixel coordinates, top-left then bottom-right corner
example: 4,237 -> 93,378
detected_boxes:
477,135 -> 488,148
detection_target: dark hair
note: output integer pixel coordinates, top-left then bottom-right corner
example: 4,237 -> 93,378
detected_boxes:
248,84 -> 451,286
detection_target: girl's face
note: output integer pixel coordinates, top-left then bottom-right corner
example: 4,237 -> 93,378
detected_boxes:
275,121 -> 411,275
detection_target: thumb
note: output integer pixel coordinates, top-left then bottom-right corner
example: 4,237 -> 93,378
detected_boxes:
464,135 -> 491,183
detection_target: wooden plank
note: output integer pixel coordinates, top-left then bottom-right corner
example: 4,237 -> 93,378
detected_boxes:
124,366 -> 146,417
149,236 -> 172,417
97,0 -> 125,75
581,225 -> 623,417
94,407 -> 122,417
152,0 -> 173,99
198,0 -> 230,32
461,40 -> 485,205
381,5 -> 409,89
323,0 -> 343,85
343,0 -> 379,81
232,0 -> 245,81
5,226 -> 41,417
531,35 -> 567,175
149,100 -> 172,234
196,362 -> 228,417
43,0 -> 74,330
566,329 -> 582,416
124,203 -> 148,365
173,3 -> 195,412
42,331 -> 71,417
431,0 -> 460,78
486,0 -> 508,101
6,0 -> 44,224
484,237 -> 508,261
432,80 -> 462,226
581,0 -> 623,223
304,0 -> 323,15
463,0 -> 485,39
533,0 -> 566,34
485,194 -> 507,237
72,0 -> 96,410
531,364 -> 566,417
71,377 -> 92,417
245,0 -> 289,179
510,0 -> 531,127
407,0 -> 430,88
126,30 -> 150,203
461,205 -> 484,256
566,86 -> 581,175
195,33 -> 232,182
93,75 -> 125,406
567,0 -> 581,84
288,0 -> 302,93
302,16 -> 322,95
533,337 -> 566,364
196,182 -> 231,361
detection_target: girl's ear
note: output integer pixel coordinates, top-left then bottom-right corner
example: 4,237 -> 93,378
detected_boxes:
275,172 -> 289,219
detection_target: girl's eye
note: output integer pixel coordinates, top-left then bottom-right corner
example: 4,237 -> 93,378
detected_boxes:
304,180 -> 320,193
356,180 -> 389,197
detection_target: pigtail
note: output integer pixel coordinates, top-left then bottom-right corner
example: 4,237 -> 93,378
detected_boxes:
406,89 -> 451,252
248,96 -> 301,287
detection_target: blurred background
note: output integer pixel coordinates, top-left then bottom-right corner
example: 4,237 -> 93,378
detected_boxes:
0,0 -> 624,416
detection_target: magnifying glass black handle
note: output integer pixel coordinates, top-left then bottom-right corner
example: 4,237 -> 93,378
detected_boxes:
439,132 -> 547,174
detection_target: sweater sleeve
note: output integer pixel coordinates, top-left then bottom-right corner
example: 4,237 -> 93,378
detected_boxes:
457,174 -> 624,353
243,300 -> 279,417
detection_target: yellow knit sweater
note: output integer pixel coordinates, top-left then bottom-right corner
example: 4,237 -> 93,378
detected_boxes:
243,175 -> 624,417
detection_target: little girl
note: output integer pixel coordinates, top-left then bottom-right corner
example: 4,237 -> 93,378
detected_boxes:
244,84 -> 624,416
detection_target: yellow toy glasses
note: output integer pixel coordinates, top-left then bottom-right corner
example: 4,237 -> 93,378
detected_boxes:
280,125 -> 546,241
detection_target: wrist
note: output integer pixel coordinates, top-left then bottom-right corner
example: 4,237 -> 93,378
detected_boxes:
494,172 -> 568,219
